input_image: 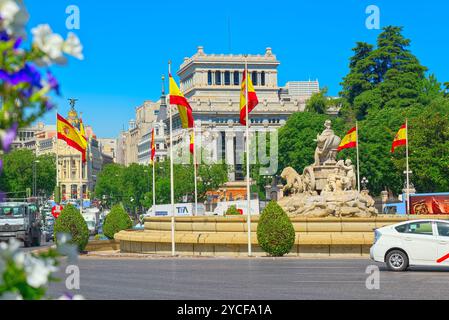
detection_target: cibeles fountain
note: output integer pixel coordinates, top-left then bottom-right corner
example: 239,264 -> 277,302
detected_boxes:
278,120 -> 378,218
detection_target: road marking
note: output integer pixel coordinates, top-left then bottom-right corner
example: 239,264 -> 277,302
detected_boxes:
293,280 -> 365,283
437,253 -> 449,264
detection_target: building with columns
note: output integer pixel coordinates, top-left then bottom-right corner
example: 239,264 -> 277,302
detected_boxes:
35,106 -> 103,200
122,47 -> 320,184
165,46 -> 319,181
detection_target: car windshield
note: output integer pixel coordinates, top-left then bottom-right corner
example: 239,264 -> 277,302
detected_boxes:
0,206 -> 25,218
87,221 -> 95,228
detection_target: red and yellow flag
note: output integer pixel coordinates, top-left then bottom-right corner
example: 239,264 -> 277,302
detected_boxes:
189,131 -> 194,155
150,128 -> 156,163
391,124 -> 407,153
79,117 -> 87,143
57,114 -> 87,162
239,70 -> 259,126
169,74 -> 194,129
338,127 -> 357,151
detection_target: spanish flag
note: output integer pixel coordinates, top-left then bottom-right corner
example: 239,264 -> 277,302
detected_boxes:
57,114 -> 87,162
338,127 -> 357,151
189,130 -> 194,155
169,74 -> 194,129
239,69 -> 259,126
79,117 -> 87,143
150,128 -> 156,163
391,124 -> 407,153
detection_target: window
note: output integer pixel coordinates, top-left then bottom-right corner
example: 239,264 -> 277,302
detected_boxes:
252,71 -> 258,85
234,71 -> 240,85
261,71 -> 266,86
395,222 -> 434,236
224,71 -> 230,85
437,222 -> 449,237
215,71 -> 221,85
207,71 -> 212,85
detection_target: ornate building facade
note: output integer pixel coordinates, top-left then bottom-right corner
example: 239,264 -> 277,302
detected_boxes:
121,47 -> 321,183
35,107 -> 103,200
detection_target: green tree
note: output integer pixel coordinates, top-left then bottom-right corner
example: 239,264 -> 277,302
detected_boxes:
103,204 -> 133,239
36,153 -> 56,197
94,163 -> 125,205
305,87 -> 330,114
278,112 -> 345,175
257,201 -> 295,257
0,149 -> 55,198
340,26 -> 428,119
54,204 -> 89,252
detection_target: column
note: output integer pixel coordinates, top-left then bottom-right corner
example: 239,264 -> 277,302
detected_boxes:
225,130 -> 236,181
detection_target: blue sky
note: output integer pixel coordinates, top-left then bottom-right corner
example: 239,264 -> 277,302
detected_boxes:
27,0 -> 449,138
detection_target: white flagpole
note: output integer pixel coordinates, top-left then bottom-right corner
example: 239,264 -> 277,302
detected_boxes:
245,57 -> 252,257
152,157 -> 156,210
79,153 -> 83,215
168,61 -> 176,256
405,118 -> 410,217
193,129 -> 198,216
55,108 -> 59,202
356,121 -> 361,193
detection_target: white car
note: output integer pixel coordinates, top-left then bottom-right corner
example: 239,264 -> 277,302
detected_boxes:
370,219 -> 449,271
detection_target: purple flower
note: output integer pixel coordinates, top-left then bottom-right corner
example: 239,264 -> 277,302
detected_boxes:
45,100 -> 55,111
0,30 -> 9,41
0,64 -> 43,89
19,86 -> 33,98
1,123 -> 18,152
46,70 -> 60,95
13,37 -> 22,50
0,159 -> 2,172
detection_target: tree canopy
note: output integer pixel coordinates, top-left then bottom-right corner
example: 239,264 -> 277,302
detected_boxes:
0,149 -> 56,198
340,26 -> 430,120
95,159 -> 228,210
278,25 -> 449,197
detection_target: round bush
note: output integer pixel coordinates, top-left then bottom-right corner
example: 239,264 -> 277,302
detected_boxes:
225,205 -> 241,216
54,204 -> 89,252
257,201 -> 295,257
103,204 -> 133,239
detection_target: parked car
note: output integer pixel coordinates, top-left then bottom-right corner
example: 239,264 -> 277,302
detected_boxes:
370,219 -> 449,271
44,214 -> 54,242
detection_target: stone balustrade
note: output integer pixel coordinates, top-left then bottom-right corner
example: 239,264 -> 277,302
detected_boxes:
115,215 -> 449,257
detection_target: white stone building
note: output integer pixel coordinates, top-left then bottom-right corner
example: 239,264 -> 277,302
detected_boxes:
123,47 -> 320,182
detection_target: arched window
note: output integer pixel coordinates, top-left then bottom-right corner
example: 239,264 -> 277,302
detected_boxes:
261,71 -> 266,86
252,71 -> 258,85
207,71 -> 212,85
233,71 -> 240,85
224,71 -> 230,85
215,71 -> 221,85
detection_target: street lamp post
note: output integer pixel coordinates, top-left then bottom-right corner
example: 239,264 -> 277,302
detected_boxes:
33,160 -> 40,198
361,177 -> 369,191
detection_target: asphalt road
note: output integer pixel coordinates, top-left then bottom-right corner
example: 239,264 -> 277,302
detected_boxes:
45,257 -> 449,300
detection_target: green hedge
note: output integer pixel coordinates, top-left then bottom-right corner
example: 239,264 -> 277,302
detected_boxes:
54,204 -> 89,252
225,205 -> 241,216
103,204 -> 133,239
257,201 -> 295,257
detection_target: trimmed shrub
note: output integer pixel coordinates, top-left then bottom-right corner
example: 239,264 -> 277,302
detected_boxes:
103,204 -> 133,239
225,205 -> 241,216
54,204 -> 89,252
257,201 -> 295,257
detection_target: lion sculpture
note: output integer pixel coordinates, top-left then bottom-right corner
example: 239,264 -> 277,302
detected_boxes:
280,167 -> 304,195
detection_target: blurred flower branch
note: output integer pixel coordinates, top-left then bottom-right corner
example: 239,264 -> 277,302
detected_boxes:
0,0 -> 83,153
